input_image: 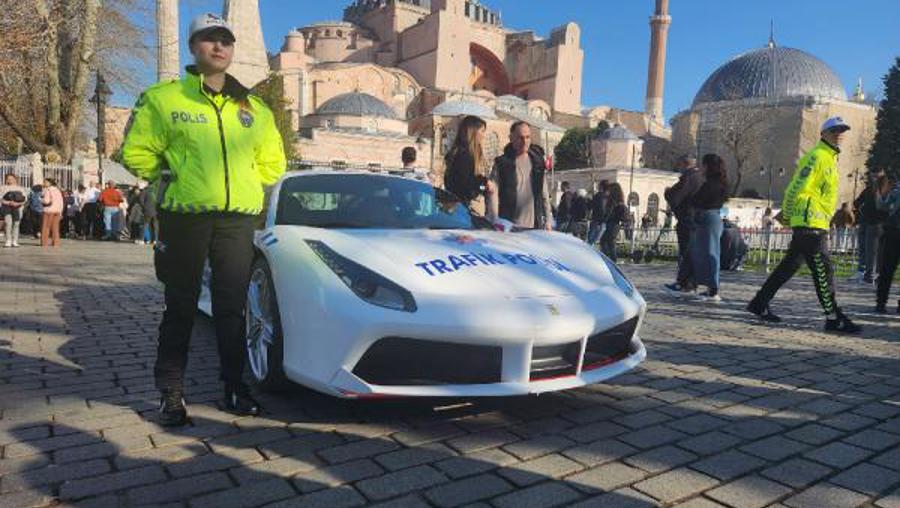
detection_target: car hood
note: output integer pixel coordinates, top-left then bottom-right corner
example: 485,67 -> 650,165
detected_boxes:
276,227 -> 623,299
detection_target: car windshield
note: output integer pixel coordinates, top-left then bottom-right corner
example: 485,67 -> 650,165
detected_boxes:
276,173 -> 487,230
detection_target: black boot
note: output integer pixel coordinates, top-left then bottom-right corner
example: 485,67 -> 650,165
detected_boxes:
224,384 -> 261,416
875,302 -> 887,314
825,310 -> 862,334
158,388 -> 188,427
747,297 -> 782,323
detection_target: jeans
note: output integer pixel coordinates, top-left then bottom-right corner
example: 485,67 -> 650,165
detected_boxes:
154,211 -> 258,391
689,210 -> 723,292
877,226 -> 900,306
863,224 -> 883,279
674,216 -> 695,287
103,206 -> 120,237
3,208 -> 22,245
856,224 -> 867,273
587,220 -> 606,245
752,228 -> 839,315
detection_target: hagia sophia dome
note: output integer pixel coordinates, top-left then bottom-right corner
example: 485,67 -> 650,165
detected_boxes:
692,45 -> 848,107
315,92 -> 398,119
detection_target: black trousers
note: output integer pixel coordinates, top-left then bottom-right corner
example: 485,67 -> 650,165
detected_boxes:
877,226 -> 900,306
754,228 -> 839,315
675,218 -> 695,287
154,210 -> 257,391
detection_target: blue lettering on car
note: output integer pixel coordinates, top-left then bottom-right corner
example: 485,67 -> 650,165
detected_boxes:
415,252 -> 570,276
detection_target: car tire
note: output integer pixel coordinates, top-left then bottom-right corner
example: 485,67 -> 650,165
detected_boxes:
245,256 -> 288,390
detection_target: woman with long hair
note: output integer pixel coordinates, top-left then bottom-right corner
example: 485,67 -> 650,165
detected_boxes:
40,178 -> 64,247
688,154 -> 729,301
444,115 -> 488,206
600,182 -> 627,261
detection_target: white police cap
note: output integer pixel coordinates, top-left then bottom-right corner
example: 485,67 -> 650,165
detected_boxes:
821,116 -> 850,133
189,13 -> 235,42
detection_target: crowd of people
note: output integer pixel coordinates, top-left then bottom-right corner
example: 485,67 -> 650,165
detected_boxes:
0,175 -> 159,248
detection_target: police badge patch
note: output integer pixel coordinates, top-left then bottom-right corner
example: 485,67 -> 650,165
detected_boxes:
238,109 -> 254,128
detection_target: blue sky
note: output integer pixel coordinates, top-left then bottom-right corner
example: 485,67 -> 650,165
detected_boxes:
163,0 -> 898,119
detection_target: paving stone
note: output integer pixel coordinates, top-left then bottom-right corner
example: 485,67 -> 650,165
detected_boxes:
562,438 -> 638,467
188,478 -> 295,508
690,449 -> 766,481
739,435 -> 810,461
262,486 -> 366,508
567,461 -> 648,493
829,462 -> 900,496
761,458 -> 834,488
786,424 -> 846,445
502,435 -> 575,461
873,447 -> 900,472
126,471 -> 232,505
491,481 -> 582,508
424,474 -> 513,507
59,465 -> 167,500
374,443 -> 455,471
619,425 -> 689,449
446,430 -> 519,454
355,465 -> 447,501
667,414 -> 729,435
803,441 -> 872,469
624,445 -> 697,473
568,487 -> 660,508
434,448 -> 518,479
876,488 -> 900,508
842,429 -> 900,451
677,431 -> 743,456
1,458 -> 111,492
783,482 -> 870,508
563,421 -> 629,444
497,453 -> 583,486
721,418 -> 785,440
670,499 -> 728,508
231,454 -> 321,484
633,467 -> 719,503
706,475 -> 792,508
292,459 -> 384,493
0,489 -> 54,508
367,495 -> 432,508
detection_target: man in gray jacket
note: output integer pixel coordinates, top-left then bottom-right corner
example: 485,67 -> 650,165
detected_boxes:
663,155 -> 704,296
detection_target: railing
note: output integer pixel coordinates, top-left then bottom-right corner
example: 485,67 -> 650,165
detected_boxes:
562,222 -> 866,276
0,160 -> 77,190
0,159 -> 33,188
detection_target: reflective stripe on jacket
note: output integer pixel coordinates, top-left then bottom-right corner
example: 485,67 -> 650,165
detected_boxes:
782,140 -> 840,230
120,67 -> 286,215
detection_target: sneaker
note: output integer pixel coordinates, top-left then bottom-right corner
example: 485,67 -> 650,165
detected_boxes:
825,311 -> 862,334
694,289 -> 722,303
746,298 -> 782,323
158,388 -> 188,427
224,384 -> 261,417
663,283 -> 696,298
3,242 -> 10,248
12,242 -> 20,247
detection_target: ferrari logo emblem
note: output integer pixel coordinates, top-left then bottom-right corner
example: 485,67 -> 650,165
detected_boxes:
547,304 -> 560,316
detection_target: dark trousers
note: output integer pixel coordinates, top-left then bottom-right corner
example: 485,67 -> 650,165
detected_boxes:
675,218 -> 695,287
877,226 -> 900,306
753,228 -> 839,315
81,202 -> 100,239
154,210 -> 258,391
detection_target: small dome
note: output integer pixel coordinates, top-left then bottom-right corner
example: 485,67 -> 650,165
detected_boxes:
316,92 -> 397,119
603,124 -> 638,140
431,100 -> 497,119
694,46 -> 848,107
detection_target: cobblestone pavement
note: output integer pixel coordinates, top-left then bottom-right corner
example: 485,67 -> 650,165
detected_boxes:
1,237 -> 899,508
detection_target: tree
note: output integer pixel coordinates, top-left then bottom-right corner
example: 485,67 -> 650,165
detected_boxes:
867,56 -> 900,178
554,121 -> 609,170
0,0 -> 152,161
710,99 -> 768,196
252,73 -> 298,161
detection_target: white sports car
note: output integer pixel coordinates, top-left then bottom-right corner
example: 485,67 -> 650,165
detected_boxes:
200,170 -> 647,398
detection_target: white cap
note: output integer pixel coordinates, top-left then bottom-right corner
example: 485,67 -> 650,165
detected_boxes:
821,116 -> 850,133
189,13 -> 235,42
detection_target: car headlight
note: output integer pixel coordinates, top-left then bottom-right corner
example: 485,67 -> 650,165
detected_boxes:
598,252 -> 635,298
305,240 -> 417,312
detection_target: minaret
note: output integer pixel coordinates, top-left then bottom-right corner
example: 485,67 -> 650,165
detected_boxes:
644,0 -> 671,124
157,0 -> 179,81
852,77 -> 866,102
223,0 -> 270,88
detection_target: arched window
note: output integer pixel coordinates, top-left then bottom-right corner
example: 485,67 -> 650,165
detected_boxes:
647,193 -> 660,225
628,192 -> 640,208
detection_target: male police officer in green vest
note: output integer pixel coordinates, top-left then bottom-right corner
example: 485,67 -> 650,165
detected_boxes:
747,117 -> 861,334
121,13 -> 286,426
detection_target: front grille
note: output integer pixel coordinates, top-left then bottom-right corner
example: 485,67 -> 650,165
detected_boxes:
530,341 -> 581,381
353,337 -> 502,386
583,317 -> 639,371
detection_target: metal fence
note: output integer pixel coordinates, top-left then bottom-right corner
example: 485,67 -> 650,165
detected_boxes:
565,222 -> 865,275
0,160 -> 77,190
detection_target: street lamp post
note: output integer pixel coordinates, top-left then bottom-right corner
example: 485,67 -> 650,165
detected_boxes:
628,145 -> 643,257
89,71 -> 113,186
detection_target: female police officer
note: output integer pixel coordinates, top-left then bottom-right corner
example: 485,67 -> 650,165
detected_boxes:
121,13 -> 286,426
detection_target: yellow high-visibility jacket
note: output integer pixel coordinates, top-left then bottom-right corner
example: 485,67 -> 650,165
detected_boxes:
782,140 -> 840,230
121,67 -> 286,215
